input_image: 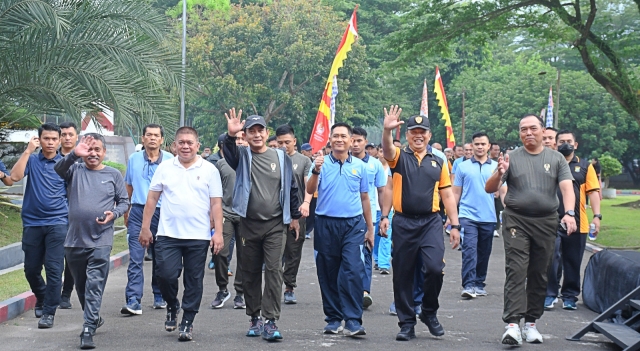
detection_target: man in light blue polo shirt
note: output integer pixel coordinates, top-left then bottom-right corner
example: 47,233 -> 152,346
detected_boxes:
451,142 -> 473,184
452,132 -> 498,298
350,127 -> 386,309
307,123 -> 374,337
121,124 -> 174,315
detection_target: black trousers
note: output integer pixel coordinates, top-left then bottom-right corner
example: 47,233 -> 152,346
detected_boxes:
240,216 -> 286,320
61,257 -> 74,299
392,213 -> 445,328
22,225 -> 67,315
65,246 -> 111,331
546,229 -> 587,303
154,236 -> 209,322
213,215 -> 243,293
283,219 -> 306,289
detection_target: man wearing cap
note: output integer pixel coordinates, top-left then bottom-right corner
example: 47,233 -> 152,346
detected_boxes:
380,106 -> 461,341
223,109 -> 302,341
300,143 -> 313,158
365,143 -> 378,158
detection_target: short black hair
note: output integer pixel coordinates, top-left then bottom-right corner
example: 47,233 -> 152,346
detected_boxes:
520,114 -> 544,128
175,126 -> 198,140
393,139 -> 401,144
143,123 -> 164,137
38,123 -> 61,137
331,122 -> 352,136
472,132 -> 490,142
325,142 -> 331,148
85,132 -> 106,148
556,129 -> 576,142
490,142 -> 500,149
352,127 -> 367,138
275,124 -> 295,137
546,127 -> 557,132
454,144 -> 463,151
267,136 -> 277,143
59,121 -> 77,131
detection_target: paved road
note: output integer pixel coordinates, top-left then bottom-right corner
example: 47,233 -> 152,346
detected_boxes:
0,232 -> 618,350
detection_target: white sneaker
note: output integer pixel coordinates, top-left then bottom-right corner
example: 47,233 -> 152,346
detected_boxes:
522,323 -> 543,343
493,230 -> 500,237
501,323 -> 522,346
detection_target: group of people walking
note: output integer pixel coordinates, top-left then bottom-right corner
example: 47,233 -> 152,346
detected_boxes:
0,106 -> 602,348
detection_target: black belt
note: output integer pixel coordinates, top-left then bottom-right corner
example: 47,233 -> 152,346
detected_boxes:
132,204 -> 145,208
395,212 -> 438,220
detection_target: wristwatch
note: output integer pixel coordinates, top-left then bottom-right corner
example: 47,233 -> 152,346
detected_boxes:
565,210 -> 576,217
450,224 -> 462,231
593,214 -> 603,220
381,215 -> 389,220
311,168 -> 321,175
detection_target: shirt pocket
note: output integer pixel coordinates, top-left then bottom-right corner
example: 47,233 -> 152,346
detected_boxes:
345,171 -> 362,193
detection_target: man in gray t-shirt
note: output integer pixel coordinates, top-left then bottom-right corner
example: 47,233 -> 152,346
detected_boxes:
276,124 -> 312,304
486,115 -> 576,346
55,133 -> 129,349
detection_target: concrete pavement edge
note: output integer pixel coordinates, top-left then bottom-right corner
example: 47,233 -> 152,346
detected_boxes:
0,249 -> 130,325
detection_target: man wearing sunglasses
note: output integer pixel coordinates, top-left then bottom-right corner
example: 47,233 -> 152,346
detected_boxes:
121,124 -> 174,315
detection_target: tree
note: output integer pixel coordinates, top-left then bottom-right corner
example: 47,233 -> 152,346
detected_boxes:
391,0 -> 640,125
599,154 -> 623,188
0,0 -> 182,137
185,0 -> 376,148
446,52 -> 640,160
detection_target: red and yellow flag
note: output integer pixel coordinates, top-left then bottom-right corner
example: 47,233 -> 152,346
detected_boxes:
434,67 -> 455,148
309,7 -> 358,153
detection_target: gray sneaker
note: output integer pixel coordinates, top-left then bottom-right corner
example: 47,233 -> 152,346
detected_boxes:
211,290 -> 230,309
284,290 -> 297,304
234,295 -> 246,309
461,287 -> 476,298
474,287 -> 487,296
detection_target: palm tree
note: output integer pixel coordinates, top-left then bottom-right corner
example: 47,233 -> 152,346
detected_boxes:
0,0 -> 182,136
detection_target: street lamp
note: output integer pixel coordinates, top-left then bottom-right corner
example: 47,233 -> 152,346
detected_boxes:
538,69 -> 560,129
179,0 -> 187,127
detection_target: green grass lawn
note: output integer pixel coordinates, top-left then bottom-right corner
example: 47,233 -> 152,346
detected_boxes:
0,228 -> 129,302
591,195 -> 640,248
0,201 -> 23,247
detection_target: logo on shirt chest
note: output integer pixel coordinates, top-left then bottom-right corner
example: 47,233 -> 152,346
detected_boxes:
544,163 -> 550,173
293,164 -> 298,170
431,160 -> 437,168
270,163 -> 276,172
574,166 -> 581,173
352,169 -> 357,175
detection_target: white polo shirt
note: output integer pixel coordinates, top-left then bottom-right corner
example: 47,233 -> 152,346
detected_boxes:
149,156 -> 223,240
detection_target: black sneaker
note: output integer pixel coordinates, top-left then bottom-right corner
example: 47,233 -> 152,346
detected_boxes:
178,320 -> 193,341
80,327 -> 96,349
94,316 -> 104,334
211,290 -> 231,309
419,312 -> 444,336
233,295 -> 246,309
34,301 -> 44,318
59,296 -> 72,309
262,319 -> 283,341
38,314 -> 54,329
165,306 -> 179,332
396,326 -> 416,341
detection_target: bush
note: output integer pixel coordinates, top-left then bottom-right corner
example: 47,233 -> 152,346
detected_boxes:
599,154 -> 622,188
102,161 -> 126,176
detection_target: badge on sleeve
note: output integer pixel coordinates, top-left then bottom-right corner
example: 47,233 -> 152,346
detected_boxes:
574,166 -> 581,172
431,160 -> 437,167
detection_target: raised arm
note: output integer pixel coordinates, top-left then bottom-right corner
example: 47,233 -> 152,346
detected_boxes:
382,105 -> 403,162
222,108 -> 245,170
10,136 -> 39,182
485,152 -> 508,193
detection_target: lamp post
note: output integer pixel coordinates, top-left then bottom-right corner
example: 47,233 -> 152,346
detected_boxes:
179,0 -> 187,127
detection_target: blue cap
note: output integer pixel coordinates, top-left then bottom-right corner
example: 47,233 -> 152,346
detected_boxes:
300,143 -> 312,151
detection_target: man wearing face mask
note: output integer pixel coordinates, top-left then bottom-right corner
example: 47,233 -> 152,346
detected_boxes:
544,130 -> 601,311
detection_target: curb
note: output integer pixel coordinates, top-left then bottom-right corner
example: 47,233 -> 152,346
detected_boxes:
585,242 -> 603,254
0,249 -> 130,324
